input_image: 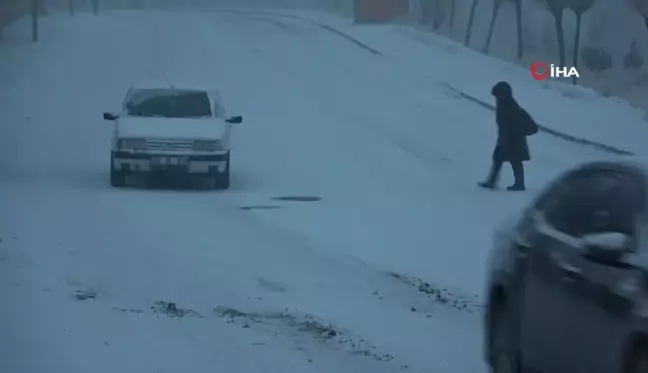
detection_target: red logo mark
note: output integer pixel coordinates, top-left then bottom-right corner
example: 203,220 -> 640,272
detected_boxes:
530,62 -> 550,81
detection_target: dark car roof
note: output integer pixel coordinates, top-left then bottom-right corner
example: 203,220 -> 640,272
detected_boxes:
568,160 -> 648,181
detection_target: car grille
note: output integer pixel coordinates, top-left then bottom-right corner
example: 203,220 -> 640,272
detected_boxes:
146,140 -> 195,151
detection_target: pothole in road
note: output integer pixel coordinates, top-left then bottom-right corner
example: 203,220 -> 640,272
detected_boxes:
151,301 -> 203,318
271,196 -> 321,202
239,205 -> 284,211
106,301 -> 202,318
74,289 -> 98,301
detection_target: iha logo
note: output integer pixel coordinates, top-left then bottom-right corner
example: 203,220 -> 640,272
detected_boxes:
530,62 -> 580,80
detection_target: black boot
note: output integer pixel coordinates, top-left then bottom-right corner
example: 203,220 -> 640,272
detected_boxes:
506,184 -> 525,191
507,162 -> 526,191
479,161 -> 502,189
478,181 -> 496,189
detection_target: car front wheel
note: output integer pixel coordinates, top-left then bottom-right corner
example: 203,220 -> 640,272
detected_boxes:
488,302 -> 520,373
628,343 -> 648,373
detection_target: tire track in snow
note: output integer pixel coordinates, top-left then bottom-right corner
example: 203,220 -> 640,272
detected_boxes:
211,9 -> 486,307
185,16 -> 487,371
137,16 -> 425,369
207,12 -> 486,187
0,13 -> 485,373
199,11 -> 496,296
201,11 -> 460,181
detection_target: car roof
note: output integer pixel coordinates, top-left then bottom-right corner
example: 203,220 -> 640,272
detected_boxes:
575,159 -> 648,176
129,78 -> 217,93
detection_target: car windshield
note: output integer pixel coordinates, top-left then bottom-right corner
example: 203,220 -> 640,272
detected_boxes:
125,89 -> 212,118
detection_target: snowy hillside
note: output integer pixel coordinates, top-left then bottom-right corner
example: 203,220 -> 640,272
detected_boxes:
405,0 -> 648,111
0,8 -> 641,373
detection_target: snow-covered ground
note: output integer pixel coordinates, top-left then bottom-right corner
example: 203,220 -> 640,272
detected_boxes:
0,8 -> 638,373
263,9 -> 648,158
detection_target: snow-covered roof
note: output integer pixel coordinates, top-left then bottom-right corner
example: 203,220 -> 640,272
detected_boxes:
130,78 -> 217,93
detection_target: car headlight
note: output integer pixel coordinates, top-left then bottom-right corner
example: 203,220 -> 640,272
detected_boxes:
193,140 -> 224,151
119,138 -> 147,150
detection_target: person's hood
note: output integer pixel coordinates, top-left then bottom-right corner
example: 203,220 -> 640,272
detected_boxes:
491,81 -> 513,99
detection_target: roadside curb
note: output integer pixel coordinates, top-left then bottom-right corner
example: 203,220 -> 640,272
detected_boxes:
209,8 -> 383,56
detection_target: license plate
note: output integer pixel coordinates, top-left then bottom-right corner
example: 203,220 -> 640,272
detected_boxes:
151,156 -> 188,166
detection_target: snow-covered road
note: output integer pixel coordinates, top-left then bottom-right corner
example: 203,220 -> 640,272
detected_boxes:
0,9 -> 631,372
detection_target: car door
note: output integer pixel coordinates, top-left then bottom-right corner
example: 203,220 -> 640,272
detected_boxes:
212,93 -> 231,146
556,169 -> 646,373
518,168 -> 614,373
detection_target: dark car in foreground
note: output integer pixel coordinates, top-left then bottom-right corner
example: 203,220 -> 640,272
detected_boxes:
485,160 -> 648,373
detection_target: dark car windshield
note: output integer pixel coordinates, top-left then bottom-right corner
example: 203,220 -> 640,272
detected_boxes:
125,89 -> 212,118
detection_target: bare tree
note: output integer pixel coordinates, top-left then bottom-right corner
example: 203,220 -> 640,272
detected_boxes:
421,0 -> 433,26
568,0 -> 595,84
31,0 -> 39,42
448,0 -> 457,32
538,0 -> 569,66
432,0 -> 450,30
624,40 -> 644,69
483,0 -> 507,54
510,0 -> 524,59
628,0 -> 648,31
464,0 -> 480,46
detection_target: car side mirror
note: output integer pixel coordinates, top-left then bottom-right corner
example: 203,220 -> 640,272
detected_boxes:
226,115 -> 242,124
104,112 -> 119,121
581,232 -> 631,266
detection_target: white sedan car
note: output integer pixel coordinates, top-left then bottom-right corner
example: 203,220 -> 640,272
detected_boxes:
103,80 -> 242,189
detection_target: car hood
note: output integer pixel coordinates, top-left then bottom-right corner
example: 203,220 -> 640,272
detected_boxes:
116,117 -> 227,140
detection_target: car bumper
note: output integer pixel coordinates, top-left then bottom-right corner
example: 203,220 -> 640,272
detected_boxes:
112,151 -> 229,174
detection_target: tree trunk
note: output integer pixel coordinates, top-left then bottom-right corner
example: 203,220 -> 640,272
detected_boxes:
92,0 -> 99,15
69,0 -> 75,15
552,9 -> 566,66
432,1 -> 447,30
571,12 -> 582,85
464,0 -> 479,46
514,0 -> 523,59
449,0 -> 456,32
483,4 -> 500,54
31,0 -> 39,43
420,0 -> 431,25
644,15 -> 648,31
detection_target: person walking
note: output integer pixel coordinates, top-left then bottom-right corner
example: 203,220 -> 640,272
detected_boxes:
478,81 -> 537,191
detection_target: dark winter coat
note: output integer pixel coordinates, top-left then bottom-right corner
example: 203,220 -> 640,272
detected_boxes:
492,93 -> 531,163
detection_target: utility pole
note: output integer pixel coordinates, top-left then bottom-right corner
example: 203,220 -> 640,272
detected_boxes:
69,0 -> 75,16
31,0 -> 39,43
92,0 -> 99,15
